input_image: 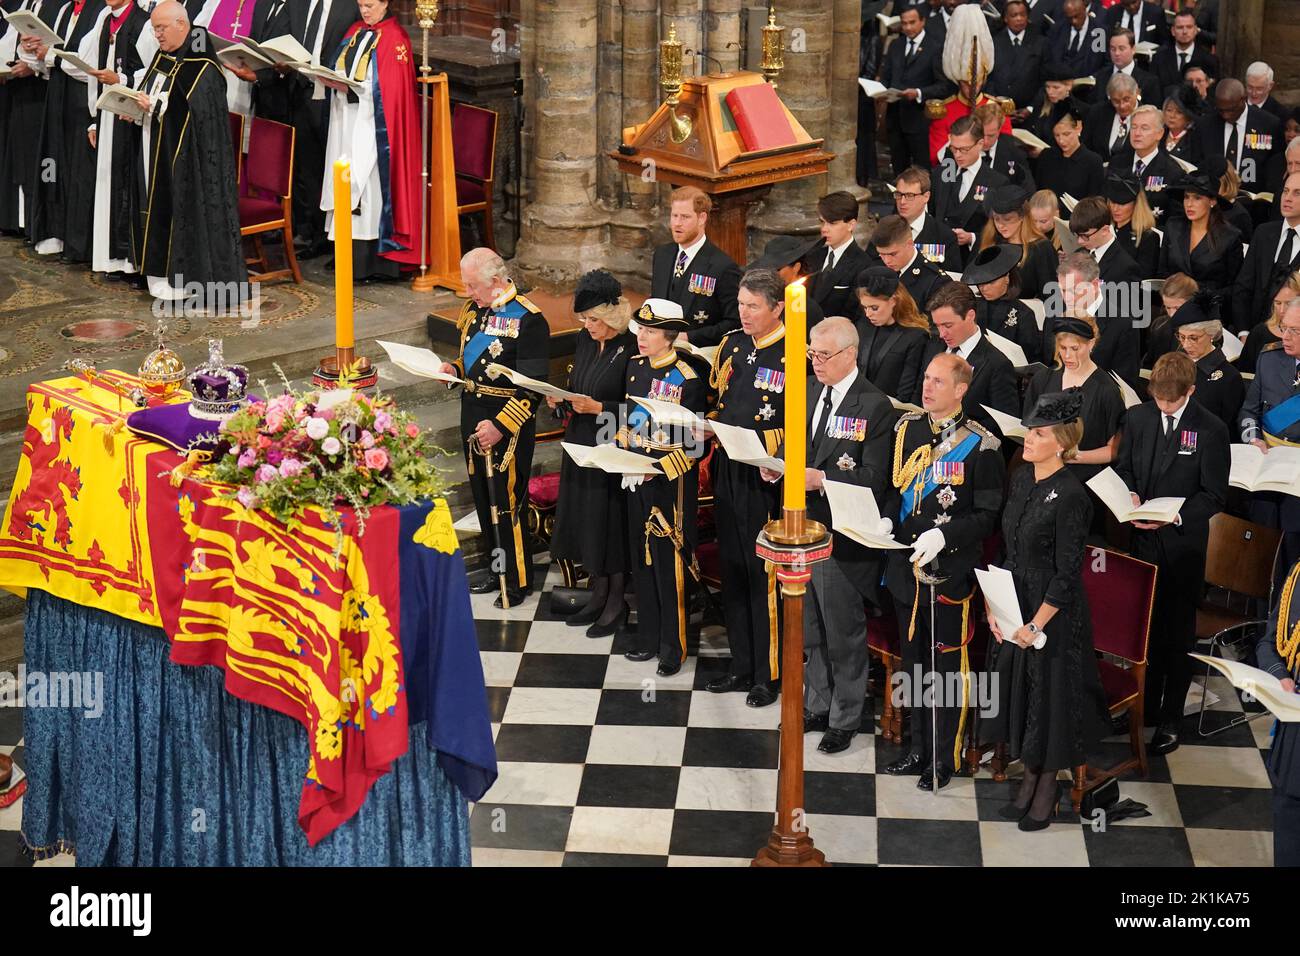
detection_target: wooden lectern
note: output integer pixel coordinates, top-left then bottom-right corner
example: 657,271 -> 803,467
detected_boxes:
413,72 -> 465,296
609,71 -> 833,264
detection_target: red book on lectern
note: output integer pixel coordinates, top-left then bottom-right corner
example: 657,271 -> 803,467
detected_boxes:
726,84 -> 797,152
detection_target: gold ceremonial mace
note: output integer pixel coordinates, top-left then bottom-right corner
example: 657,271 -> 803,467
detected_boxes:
752,278 -> 831,868
760,4 -> 785,90
416,0 -> 439,284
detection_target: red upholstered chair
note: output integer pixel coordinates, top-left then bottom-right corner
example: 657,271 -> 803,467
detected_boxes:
238,116 -> 302,285
452,103 -> 498,251
1075,545 -> 1158,811
866,610 -> 903,742
526,425 -> 581,586
229,112 -> 244,185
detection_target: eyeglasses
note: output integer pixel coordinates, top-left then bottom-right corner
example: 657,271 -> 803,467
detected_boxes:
894,191 -> 925,201
1072,227 -> 1102,242
949,142 -> 979,155
1280,326 -> 1300,338
1176,332 -> 1208,343
808,346 -> 852,364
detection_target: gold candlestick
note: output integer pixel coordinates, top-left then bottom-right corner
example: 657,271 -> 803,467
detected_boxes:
659,22 -> 693,144
416,0 -> 439,282
760,4 -> 785,89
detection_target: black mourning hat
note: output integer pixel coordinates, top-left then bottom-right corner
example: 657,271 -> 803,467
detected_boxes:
1048,97 -> 1088,127
1105,171 -> 1141,204
1171,291 -> 1223,329
854,265 -> 900,296
1164,83 -> 1202,120
985,185 -> 1030,216
1169,170 -> 1223,205
1023,389 -> 1084,428
573,269 -> 622,314
1050,316 -> 1096,340
751,234 -> 823,272
961,244 -> 1022,286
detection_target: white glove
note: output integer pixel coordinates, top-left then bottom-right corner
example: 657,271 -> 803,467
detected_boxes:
876,517 -> 893,536
910,527 -> 946,566
620,474 -> 646,492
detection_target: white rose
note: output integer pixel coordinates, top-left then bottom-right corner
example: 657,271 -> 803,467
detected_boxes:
306,417 -> 329,440
321,436 -> 341,455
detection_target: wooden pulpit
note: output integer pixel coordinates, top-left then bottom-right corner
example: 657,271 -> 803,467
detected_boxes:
609,71 -> 834,264
413,72 -> 465,296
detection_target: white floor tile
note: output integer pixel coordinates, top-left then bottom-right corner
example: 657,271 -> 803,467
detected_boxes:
585,725 -> 687,767
487,761 -> 585,806
500,687 -> 603,726
564,807 -> 675,856
874,772 -> 981,821
676,766 -> 778,812
978,820 -> 1089,866
1165,744 -> 1272,789
1186,827 -> 1273,867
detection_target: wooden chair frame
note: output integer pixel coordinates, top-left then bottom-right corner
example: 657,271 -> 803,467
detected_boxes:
240,119 -> 302,285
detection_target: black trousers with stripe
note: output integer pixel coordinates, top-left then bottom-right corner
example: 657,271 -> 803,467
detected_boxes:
629,472 -> 697,667
462,409 -> 535,592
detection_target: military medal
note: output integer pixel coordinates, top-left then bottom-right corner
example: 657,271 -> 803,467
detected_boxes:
934,514 -> 952,526
937,485 -> 957,509
694,310 -> 708,324
754,367 -> 786,393
836,453 -> 854,471
932,459 -> 965,485
1180,430 -> 1198,454
747,349 -> 758,364
826,415 -> 867,441
759,404 -> 776,421
487,339 -> 504,358
688,273 -> 717,296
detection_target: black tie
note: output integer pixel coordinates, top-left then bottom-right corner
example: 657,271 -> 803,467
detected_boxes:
905,39 -> 916,62
1112,119 -> 1129,155
1013,35 -> 1020,47
812,389 -> 834,459
1279,227 -> 1296,269
1226,124 -> 1239,168
959,166 -> 972,201
304,0 -> 325,50
1178,51 -> 1187,72
1164,414 -> 1176,442
1069,30 -> 1081,56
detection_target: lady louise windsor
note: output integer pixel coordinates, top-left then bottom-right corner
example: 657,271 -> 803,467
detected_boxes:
983,391 -> 1110,831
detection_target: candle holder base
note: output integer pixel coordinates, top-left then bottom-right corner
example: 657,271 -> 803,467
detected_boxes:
312,354 -> 378,391
756,518 -> 833,568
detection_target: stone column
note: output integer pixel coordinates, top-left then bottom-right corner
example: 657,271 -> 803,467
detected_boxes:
706,0 -> 743,74
513,0 -> 607,287
746,0 -> 833,259
828,0 -> 866,202
596,0 -> 624,207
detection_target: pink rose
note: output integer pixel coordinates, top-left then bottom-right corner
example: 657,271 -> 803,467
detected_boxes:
305,417 -> 329,440
237,448 -> 257,469
257,434 -> 272,450
265,409 -> 286,433
319,408 -> 335,421
236,487 -> 256,508
374,411 -> 393,433
255,464 -> 278,484
359,430 -> 375,449
279,458 -> 304,478
406,423 -> 420,439
363,448 -> 389,471
265,448 -> 283,466
322,436 -> 342,456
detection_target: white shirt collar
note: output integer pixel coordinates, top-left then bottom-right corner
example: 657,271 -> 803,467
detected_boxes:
826,236 -> 855,269
678,232 -> 708,268
909,213 -> 925,239
1008,29 -> 1025,42
1135,147 -> 1159,167
1086,292 -> 1104,318
1091,231 -> 1116,263
1162,397 -> 1190,432
911,29 -> 925,47
1116,62 -> 1134,76
1175,43 -> 1195,56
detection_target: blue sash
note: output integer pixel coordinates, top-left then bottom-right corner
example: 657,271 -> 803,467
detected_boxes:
463,330 -> 493,372
1262,392 -> 1300,438
628,367 -> 686,435
899,431 -> 981,523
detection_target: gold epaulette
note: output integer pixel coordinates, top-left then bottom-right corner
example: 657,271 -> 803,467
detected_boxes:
925,98 -> 950,120
996,96 -> 1015,116
515,293 -> 542,314
967,419 -> 1001,452
456,299 -> 477,332
1261,341 -> 1283,354
674,359 -> 698,380
895,411 -> 924,431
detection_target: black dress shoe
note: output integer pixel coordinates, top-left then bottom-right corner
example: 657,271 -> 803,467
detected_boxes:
1150,724 -> 1180,755
624,649 -> 655,663
706,674 -> 752,694
884,752 -> 926,776
746,684 -> 778,708
916,764 -> 953,791
656,659 -> 681,677
804,711 -> 830,733
493,588 -> 528,609
586,606 -> 628,638
818,728 -> 855,754
566,602 -> 602,626
468,575 -> 497,594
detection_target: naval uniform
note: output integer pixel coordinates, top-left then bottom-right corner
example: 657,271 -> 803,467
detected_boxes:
1239,347 -> 1300,570
619,350 -> 709,668
708,324 -> 787,687
1256,557 -> 1300,867
885,411 -> 1006,774
450,283 -> 550,593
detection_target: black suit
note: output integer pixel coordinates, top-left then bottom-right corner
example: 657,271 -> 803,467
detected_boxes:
1198,106 -> 1283,188
1232,219 -> 1300,333
929,159 -> 1009,263
1256,95 -> 1290,125
1093,297 -> 1143,388
650,239 -> 742,348
880,28 -> 950,172
1084,101 -> 1140,161
249,0 -> 294,123
922,333 -> 1020,433
988,29 -> 1045,110
1157,216 -> 1244,297
1044,18 -> 1108,80
892,250 -> 951,316
855,320 -> 930,403
1151,44 -> 1218,94
1114,399 -> 1229,727
984,134 -> 1036,191
1104,1 -> 1170,48
811,240 -> 872,321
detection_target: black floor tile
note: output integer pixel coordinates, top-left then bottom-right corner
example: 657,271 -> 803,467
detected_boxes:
1083,825 -> 1194,866
469,803 -> 573,853
691,655 -> 734,690
682,728 -> 779,770
804,771 -> 874,817
493,724 -> 592,764
512,653 -> 609,689
0,707 -> 22,748
475,618 -> 532,653
1175,785 -> 1274,831
562,852 -> 667,866
669,809 -> 773,858
0,832 -> 33,869
876,819 -> 983,867
484,686 -> 511,723
576,764 -> 681,809
595,689 -> 692,727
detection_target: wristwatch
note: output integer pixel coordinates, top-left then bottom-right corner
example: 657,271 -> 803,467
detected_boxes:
1026,623 -> 1040,635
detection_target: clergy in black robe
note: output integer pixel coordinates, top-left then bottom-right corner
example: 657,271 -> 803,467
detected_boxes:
86,0 -> 154,276
28,0 -> 105,262
2,0 -> 61,233
549,272 -> 636,630
0,0 -> 25,232
984,390 -> 1110,829
133,1 -> 246,307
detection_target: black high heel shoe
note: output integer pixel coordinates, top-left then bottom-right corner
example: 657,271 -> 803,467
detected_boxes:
566,601 -> 603,626
996,803 -> 1030,821
1017,782 -> 1063,832
586,606 -> 628,639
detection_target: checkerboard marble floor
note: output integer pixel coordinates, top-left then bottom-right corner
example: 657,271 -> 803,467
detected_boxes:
0,561 -> 1276,867
468,561 -> 1277,867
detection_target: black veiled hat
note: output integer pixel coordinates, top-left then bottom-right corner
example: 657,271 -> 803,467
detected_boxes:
1048,97 -> 1088,127
750,234 -> 823,272
1169,170 -> 1224,206
985,185 -> 1030,217
1105,171 -> 1141,204
1164,83 -> 1202,120
1023,389 -> 1084,427
1050,316 -> 1096,340
962,244 -> 1021,286
1172,291 -> 1223,329
854,265 -> 901,297
573,269 -> 622,314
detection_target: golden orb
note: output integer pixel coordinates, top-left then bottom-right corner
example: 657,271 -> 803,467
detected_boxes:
138,323 -> 187,399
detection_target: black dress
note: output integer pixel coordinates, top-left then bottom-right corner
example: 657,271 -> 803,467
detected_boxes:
855,321 -> 930,404
977,297 -> 1043,367
1115,222 -> 1161,279
1023,366 -> 1126,484
1241,324 -> 1283,376
1014,238 -> 1060,300
550,330 -> 637,575
1157,216 -> 1244,297
1193,348 -> 1245,435
1032,146 -> 1106,217
984,466 -> 1110,771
